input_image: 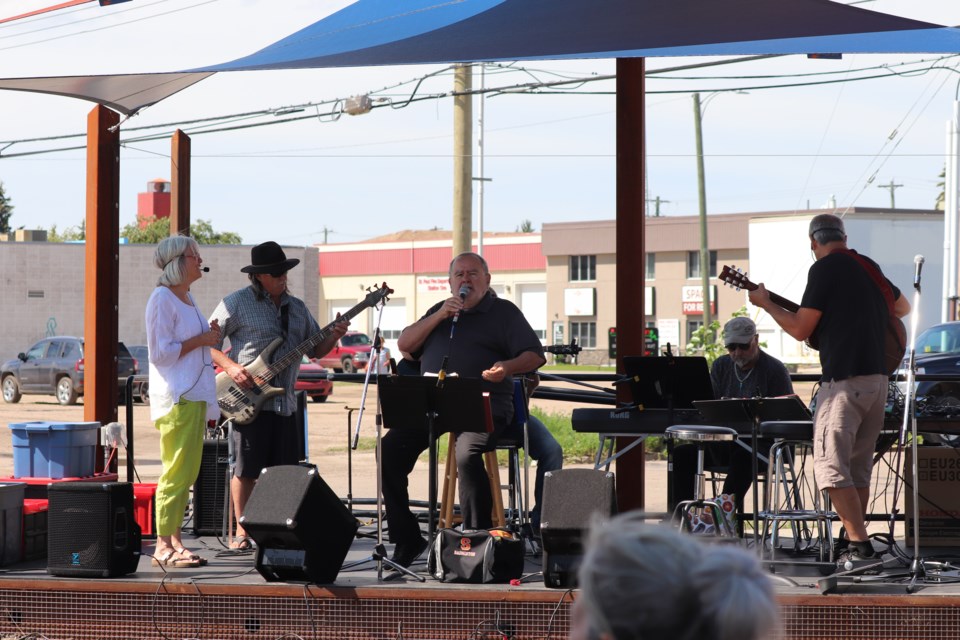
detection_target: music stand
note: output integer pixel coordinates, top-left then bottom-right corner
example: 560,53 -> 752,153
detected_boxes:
694,396 -> 812,544
623,356 -> 714,412
377,375 -> 490,554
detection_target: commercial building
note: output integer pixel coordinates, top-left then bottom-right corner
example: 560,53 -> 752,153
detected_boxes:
0,207 -> 942,369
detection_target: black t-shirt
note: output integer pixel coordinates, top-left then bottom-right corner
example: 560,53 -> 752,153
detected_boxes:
415,291 -> 544,420
800,250 -> 900,381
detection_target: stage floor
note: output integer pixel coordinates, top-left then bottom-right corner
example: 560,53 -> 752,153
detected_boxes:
5,524 -> 960,639
6,520 -> 960,596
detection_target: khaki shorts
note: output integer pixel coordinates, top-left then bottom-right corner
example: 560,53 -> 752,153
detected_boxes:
813,374 -> 887,489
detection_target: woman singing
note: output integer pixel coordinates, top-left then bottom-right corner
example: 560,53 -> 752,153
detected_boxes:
145,235 -> 221,568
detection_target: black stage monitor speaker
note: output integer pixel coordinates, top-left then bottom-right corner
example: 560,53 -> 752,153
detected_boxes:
194,438 -> 230,536
47,482 -> 141,578
240,464 -> 359,583
540,469 -> 616,589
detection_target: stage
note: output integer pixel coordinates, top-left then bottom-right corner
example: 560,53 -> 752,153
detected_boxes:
4,522 -> 960,640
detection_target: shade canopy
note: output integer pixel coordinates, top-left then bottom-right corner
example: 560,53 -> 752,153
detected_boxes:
0,0 -> 958,115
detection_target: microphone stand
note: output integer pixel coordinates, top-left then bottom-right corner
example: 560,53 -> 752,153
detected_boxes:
901,261 -> 928,592
351,306 -> 385,449
341,306 -> 423,581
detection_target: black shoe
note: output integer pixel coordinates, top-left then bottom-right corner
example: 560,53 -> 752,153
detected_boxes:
390,536 -> 428,569
836,545 -> 877,571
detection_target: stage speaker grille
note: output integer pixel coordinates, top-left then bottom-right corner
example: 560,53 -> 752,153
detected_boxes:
540,468 -> 616,589
193,438 -> 230,536
241,464 -> 359,583
47,482 -> 141,578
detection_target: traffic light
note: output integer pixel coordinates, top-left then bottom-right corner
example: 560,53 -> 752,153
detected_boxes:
608,327 -> 617,359
644,327 -> 659,357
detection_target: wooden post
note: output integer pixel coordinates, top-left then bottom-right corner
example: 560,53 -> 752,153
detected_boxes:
84,105 -> 121,472
170,129 -> 191,236
614,58 -> 647,512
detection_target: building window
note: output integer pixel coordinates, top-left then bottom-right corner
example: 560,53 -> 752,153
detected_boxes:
570,321 -> 597,348
569,255 -> 596,282
381,329 -> 402,340
687,319 -> 704,343
686,250 -> 717,279
645,253 -> 655,280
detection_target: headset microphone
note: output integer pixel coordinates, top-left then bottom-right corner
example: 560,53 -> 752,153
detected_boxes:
201,267 -> 210,273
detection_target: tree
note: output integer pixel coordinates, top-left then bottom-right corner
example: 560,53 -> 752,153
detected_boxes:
0,181 -> 14,233
684,306 -> 755,368
936,164 -> 945,211
190,218 -> 242,244
48,221 -> 85,242
516,219 -> 535,233
120,217 -> 243,244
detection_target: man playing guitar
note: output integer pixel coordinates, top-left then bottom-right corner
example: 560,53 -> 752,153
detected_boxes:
747,213 -> 910,567
210,241 -> 349,550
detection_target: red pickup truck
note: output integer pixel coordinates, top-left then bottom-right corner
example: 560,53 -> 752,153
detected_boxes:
316,331 -> 391,373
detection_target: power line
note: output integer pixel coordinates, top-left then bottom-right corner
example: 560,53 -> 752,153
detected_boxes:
1,55 -> 957,159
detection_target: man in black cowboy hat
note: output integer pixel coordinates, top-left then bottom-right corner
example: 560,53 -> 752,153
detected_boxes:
209,241 -> 349,550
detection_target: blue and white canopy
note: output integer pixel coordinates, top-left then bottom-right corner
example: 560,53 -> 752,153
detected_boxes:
0,0 -> 958,115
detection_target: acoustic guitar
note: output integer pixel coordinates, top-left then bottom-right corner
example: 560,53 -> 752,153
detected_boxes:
719,265 -> 905,375
216,282 -> 393,424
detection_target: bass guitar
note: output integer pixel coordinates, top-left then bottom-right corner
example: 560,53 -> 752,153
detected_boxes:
217,282 -> 393,424
719,265 -> 905,375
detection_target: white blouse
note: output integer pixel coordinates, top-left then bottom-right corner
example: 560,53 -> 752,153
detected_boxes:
145,286 -> 219,422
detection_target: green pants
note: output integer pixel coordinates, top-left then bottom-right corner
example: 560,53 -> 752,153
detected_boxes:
154,399 -> 207,536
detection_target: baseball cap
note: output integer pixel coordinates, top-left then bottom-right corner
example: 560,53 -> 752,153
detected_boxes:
723,317 -> 757,345
808,213 -> 845,237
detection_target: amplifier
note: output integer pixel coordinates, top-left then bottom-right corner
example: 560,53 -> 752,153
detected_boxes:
193,438 -> 230,536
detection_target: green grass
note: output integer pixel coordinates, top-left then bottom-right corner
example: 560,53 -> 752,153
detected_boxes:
336,405 -> 669,464
541,363 -> 614,373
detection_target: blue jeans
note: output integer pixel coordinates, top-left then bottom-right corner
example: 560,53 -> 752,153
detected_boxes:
503,414 -> 563,527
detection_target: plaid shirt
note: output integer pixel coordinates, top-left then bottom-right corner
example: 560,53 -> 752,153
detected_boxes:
209,286 -> 321,416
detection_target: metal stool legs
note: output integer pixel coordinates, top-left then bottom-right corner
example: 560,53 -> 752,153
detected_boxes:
759,438 -> 837,564
666,424 -> 739,538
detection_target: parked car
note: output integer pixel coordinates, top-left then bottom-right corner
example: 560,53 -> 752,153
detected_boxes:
316,331 -> 391,374
905,321 -> 960,408
295,356 -> 333,402
127,344 -> 150,404
0,337 -> 137,405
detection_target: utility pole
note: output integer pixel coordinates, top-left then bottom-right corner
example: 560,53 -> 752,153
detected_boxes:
877,178 -> 903,209
645,196 -> 669,216
321,227 -> 333,244
452,64 -> 473,257
693,92 -> 712,332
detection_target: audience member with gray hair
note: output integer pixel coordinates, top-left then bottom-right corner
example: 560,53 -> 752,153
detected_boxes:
571,512 -> 780,640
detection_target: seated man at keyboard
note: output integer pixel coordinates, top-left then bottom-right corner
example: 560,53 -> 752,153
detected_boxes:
672,316 -> 793,531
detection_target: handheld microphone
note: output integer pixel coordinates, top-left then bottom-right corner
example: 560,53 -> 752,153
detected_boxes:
913,254 -> 924,290
201,267 -> 210,273
452,285 -> 470,325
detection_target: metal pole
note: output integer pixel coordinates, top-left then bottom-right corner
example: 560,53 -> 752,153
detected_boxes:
944,104 -> 960,322
693,93 -> 712,331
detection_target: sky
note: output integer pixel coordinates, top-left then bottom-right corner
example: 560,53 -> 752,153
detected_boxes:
0,0 -> 959,246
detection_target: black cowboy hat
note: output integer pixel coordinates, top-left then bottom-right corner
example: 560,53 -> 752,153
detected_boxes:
240,241 -> 301,274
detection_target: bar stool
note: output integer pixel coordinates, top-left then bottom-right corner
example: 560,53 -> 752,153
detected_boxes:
666,424 -> 740,537
496,435 -> 526,529
437,434 -> 522,529
438,382 -> 528,531
758,420 -> 837,564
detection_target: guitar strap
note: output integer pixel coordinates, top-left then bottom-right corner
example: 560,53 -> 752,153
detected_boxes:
830,248 -> 896,315
280,303 -> 290,340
